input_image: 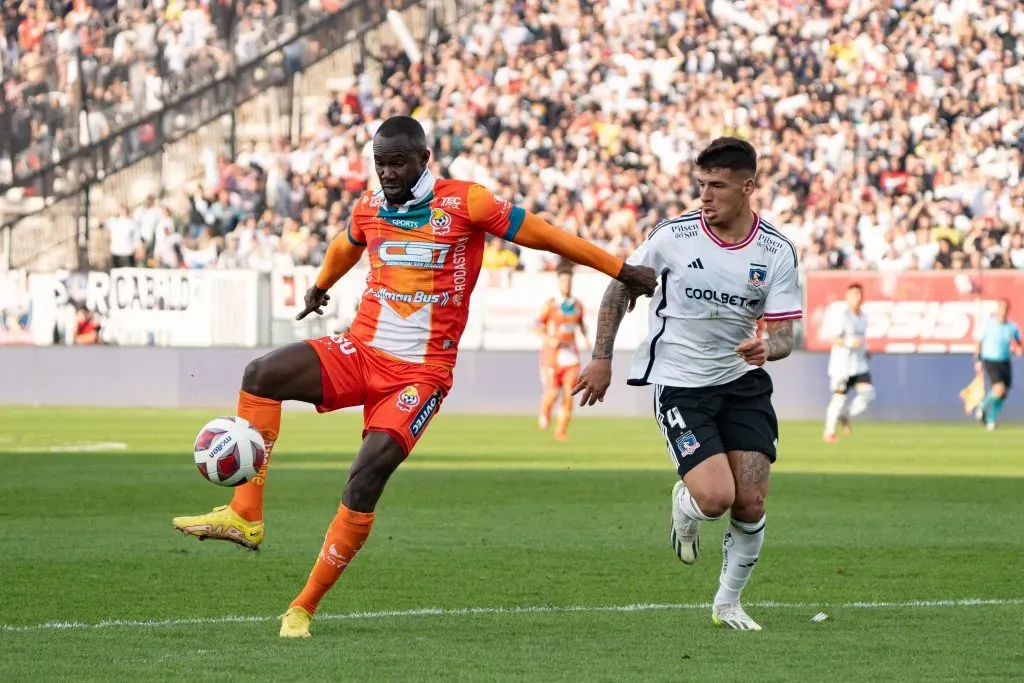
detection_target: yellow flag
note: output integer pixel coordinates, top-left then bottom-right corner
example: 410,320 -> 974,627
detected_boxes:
959,374 -> 986,415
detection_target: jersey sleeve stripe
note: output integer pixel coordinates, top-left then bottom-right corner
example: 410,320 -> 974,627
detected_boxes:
764,309 -> 803,320
347,223 -> 366,247
505,206 -> 527,241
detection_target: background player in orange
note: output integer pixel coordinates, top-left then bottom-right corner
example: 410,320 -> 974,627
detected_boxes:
171,116 -> 657,638
536,267 -> 589,440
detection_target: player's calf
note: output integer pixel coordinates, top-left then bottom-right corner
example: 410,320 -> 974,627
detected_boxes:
712,451 -> 770,624
287,432 -> 406,626
823,391 -> 847,440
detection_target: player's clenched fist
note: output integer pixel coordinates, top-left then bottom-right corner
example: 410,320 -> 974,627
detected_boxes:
616,264 -> 657,311
296,286 -> 331,321
735,338 -> 769,367
572,358 -> 612,407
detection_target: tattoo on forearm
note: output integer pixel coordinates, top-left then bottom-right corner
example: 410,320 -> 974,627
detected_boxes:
766,319 -> 795,361
592,281 -> 630,359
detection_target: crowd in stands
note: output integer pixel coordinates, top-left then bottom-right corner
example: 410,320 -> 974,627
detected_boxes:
88,0 -> 1024,273
0,0 -> 314,191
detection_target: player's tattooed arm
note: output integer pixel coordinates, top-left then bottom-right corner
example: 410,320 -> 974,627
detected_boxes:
765,319 -> 796,361
592,281 -> 630,359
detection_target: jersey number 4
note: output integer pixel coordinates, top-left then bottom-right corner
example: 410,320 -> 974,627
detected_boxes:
666,407 -> 687,430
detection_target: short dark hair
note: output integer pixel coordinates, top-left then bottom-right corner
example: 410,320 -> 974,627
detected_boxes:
375,115 -> 426,149
848,283 -> 863,293
696,137 -> 757,174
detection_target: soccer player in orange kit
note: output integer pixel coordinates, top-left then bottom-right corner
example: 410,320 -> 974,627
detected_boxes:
171,116 -> 657,638
536,268 -> 589,440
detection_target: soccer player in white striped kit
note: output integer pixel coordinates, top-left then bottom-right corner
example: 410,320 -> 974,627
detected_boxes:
574,138 -> 802,631
823,283 -> 875,442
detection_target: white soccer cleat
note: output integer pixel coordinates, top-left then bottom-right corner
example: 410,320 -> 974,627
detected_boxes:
670,480 -> 700,565
986,422 -> 996,432
712,603 -> 762,631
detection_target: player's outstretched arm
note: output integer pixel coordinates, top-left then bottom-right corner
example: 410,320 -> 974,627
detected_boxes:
466,185 -> 657,303
297,232 -> 365,320
572,280 -> 630,406
510,214 -> 656,305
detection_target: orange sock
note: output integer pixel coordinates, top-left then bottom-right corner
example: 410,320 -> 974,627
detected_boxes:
229,390 -> 281,522
291,503 -> 375,615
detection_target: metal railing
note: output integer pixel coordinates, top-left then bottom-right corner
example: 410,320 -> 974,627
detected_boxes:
1,1 -> 429,272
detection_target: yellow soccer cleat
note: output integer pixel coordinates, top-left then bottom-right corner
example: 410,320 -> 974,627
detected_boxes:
172,505 -> 264,551
280,606 -> 313,638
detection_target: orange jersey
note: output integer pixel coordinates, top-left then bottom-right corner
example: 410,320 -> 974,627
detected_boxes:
345,176 -> 524,368
538,297 -> 585,369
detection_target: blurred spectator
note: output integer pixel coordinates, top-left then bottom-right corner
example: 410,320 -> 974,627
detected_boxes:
1,0 -> 317,195
101,0 -> 1024,275
74,306 -> 101,345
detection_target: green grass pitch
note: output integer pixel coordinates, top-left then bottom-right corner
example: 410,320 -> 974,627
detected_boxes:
1,407 -> 1022,681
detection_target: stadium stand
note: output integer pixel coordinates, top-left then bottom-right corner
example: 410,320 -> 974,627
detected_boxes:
3,0 -> 1024,274
0,0 -> 314,193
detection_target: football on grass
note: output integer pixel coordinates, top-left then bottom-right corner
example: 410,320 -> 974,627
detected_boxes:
193,416 -> 266,486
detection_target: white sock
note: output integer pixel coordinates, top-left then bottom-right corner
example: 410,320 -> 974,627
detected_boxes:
714,515 -> 766,607
824,393 -> 847,436
675,485 -> 723,522
847,385 -> 875,417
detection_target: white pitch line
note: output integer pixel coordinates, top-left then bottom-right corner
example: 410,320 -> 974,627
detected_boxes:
0,442 -> 127,453
1,598 -> 1021,634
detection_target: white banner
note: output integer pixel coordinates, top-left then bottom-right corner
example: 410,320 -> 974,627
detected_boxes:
0,269 -> 33,345
266,266 -> 649,351
473,271 -> 650,351
26,268 -> 262,347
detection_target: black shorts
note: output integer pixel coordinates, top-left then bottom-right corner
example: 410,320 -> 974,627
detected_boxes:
983,361 -> 1012,390
832,372 -> 873,394
654,368 -> 778,478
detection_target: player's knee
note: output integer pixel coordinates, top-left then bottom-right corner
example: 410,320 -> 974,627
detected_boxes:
241,355 -> 277,398
691,486 -> 735,519
731,493 -> 765,524
855,384 -> 876,403
992,383 -> 1007,399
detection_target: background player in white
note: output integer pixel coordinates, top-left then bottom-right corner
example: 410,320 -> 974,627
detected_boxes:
573,138 -> 801,631
823,283 -> 875,442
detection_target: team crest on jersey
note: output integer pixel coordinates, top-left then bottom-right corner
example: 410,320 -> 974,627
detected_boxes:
396,386 -> 420,412
676,431 -> 700,457
747,264 -> 768,288
430,208 -> 452,235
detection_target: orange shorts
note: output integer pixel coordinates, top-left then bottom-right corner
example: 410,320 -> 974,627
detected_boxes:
543,364 -> 580,389
306,335 -> 453,456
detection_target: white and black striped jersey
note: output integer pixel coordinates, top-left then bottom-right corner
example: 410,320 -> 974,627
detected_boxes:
826,306 -> 870,379
625,210 -> 802,389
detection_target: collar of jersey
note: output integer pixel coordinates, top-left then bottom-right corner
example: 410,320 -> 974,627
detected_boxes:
376,170 -> 436,230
